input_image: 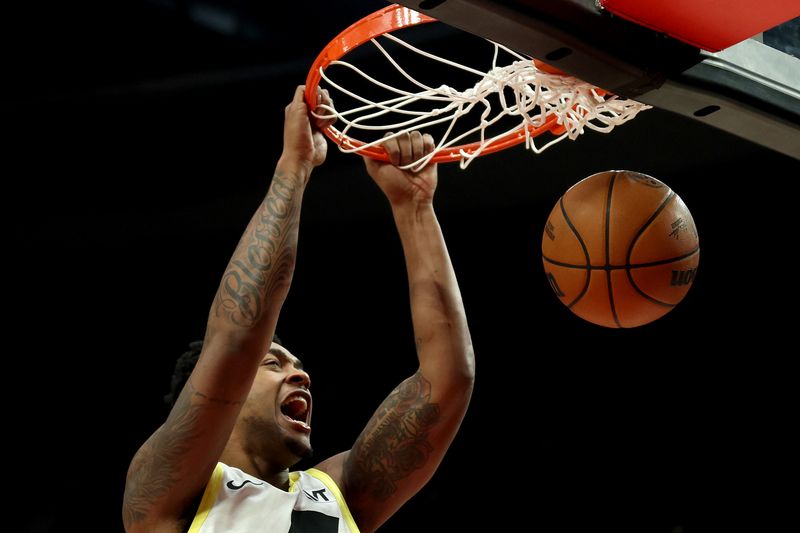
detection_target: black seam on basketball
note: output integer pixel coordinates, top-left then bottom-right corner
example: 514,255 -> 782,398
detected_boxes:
543,247 -> 699,270
625,253 -> 695,308
628,247 -> 699,269
626,190 -> 675,266
606,173 -> 622,328
542,255 -> 594,269
625,278 -> 676,308
558,196 -> 591,308
626,190 -> 679,308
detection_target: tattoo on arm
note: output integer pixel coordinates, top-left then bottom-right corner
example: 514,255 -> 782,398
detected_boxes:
123,381 -> 229,527
124,174 -> 301,527
213,173 -> 301,327
345,371 -> 441,501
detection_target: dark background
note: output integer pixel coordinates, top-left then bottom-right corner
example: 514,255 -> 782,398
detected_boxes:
6,1 -> 797,531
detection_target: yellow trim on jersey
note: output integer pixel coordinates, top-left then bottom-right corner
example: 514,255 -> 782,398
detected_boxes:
188,463 -> 224,533
305,468 -> 361,533
288,471 -> 301,493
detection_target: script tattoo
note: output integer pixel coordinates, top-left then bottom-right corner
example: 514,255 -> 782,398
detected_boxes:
346,371 -> 441,501
213,173 -> 301,327
122,382 -> 202,527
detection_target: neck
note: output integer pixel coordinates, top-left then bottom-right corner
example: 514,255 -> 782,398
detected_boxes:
220,447 -> 293,491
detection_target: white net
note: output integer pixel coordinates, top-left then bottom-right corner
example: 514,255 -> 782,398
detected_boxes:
313,33 -> 652,171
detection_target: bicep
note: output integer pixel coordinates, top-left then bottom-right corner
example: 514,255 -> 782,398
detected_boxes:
123,351 -> 255,530
340,369 -> 470,532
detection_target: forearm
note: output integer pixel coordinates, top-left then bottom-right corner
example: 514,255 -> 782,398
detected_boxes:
206,160 -> 309,354
392,203 -> 475,390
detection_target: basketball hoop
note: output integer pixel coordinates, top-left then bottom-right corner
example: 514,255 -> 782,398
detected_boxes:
305,4 -> 651,170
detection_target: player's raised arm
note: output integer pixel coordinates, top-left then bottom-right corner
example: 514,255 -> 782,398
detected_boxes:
122,86 -> 332,532
317,131 -> 475,532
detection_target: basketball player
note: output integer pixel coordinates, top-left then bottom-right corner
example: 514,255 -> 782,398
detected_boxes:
122,85 -> 475,532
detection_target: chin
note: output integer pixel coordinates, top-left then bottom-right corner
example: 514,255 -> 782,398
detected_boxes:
284,435 -> 313,461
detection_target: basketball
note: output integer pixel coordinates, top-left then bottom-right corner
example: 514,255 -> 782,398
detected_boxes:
542,170 -> 699,328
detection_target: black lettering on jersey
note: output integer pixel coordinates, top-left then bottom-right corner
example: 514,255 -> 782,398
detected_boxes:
303,488 -> 330,502
226,479 -> 264,490
289,510 -> 339,533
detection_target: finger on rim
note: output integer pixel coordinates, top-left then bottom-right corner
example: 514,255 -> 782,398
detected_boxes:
383,132 -> 401,166
410,131 -> 424,163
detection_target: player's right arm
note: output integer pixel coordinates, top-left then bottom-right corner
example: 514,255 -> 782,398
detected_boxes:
121,86 -> 331,532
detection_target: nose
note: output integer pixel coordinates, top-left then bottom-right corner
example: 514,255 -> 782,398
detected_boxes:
286,369 -> 311,389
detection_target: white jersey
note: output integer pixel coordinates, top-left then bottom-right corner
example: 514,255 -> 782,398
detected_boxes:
188,462 -> 360,533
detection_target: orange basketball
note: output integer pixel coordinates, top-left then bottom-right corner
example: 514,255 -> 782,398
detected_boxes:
542,170 -> 699,328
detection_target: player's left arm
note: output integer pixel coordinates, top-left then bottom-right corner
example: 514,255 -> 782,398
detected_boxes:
315,132 -> 475,533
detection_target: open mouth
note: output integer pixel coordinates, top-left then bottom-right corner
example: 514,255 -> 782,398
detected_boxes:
280,392 -> 311,431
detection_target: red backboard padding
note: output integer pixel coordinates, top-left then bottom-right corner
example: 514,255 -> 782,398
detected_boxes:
600,0 -> 799,51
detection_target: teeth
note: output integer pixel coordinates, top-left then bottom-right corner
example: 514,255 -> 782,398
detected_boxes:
286,397 -> 307,407
281,396 -> 309,422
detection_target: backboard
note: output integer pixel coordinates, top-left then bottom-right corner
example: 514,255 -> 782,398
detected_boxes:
392,0 -> 800,159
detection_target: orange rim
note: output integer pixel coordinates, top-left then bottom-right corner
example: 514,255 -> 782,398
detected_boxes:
304,3 -> 578,163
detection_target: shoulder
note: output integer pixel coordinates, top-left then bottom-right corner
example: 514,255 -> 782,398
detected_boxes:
311,451 -> 349,491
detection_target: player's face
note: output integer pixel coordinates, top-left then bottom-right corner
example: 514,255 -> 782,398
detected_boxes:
238,342 -> 313,465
